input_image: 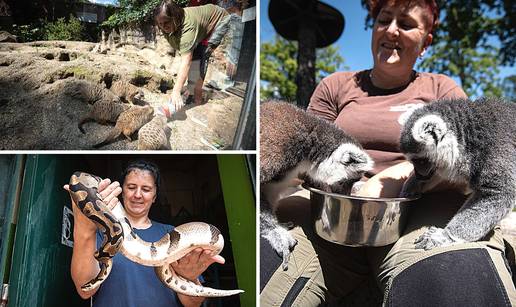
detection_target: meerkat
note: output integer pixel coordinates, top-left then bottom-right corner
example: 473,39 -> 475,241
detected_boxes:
69,80 -> 130,133
137,115 -> 170,150
67,80 -> 120,105
78,100 -> 131,133
399,97 -> 516,250
93,105 -> 154,148
260,101 -> 373,269
109,80 -> 145,105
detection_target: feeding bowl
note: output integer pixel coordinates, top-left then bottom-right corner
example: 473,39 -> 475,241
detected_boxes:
305,185 -> 419,247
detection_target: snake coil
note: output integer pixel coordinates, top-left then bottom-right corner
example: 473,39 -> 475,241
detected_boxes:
68,171 -> 243,297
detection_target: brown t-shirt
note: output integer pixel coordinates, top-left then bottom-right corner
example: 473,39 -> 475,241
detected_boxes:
308,70 -> 467,176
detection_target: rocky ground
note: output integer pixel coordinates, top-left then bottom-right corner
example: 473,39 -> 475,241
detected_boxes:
0,40 -> 246,150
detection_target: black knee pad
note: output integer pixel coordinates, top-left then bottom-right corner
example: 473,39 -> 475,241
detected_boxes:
386,248 -> 511,307
260,236 -> 282,292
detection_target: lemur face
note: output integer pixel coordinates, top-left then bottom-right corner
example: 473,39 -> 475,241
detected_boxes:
401,113 -> 459,175
406,155 -> 435,180
307,143 -> 373,194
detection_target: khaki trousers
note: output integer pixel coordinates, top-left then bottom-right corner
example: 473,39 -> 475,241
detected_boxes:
260,190 -> 516,306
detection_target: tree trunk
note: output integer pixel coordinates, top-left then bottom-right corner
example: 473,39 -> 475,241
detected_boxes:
295,1 -> 316,109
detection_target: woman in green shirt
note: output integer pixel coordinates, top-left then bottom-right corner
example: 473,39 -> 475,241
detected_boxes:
155,1 -> 230,117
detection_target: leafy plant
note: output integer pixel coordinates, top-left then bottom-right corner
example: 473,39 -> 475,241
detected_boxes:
260,35 -> 346,101
10,23 -> 44,42
43,15 -> 84,41
102,0 -> 189,29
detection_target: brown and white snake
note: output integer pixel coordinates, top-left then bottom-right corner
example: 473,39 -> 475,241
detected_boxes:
68,171 -> 244,297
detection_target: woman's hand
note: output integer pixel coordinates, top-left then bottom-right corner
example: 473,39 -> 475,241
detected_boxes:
169,91 -> 184,113
64,178 -> 122,231
171,248 -> 225,282
173,248 -> 219,306
354,161 -> 414,198
97,179 -> 123,210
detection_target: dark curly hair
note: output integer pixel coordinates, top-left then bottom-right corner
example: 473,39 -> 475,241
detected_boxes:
369,0 -> 439,35
121,160 -> 161,197
154,0 -> 185,34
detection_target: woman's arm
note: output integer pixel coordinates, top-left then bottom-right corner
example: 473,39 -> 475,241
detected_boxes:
70,198 -> 100,299
172,248 -> 226,307
354,160 -> 470,198
354,161 -> 414,198
170,52 -> 193,110
67,179 -> 122,299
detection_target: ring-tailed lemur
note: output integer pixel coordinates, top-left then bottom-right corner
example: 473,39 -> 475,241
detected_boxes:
260,101 -> 373,269
399,97 -> 516,250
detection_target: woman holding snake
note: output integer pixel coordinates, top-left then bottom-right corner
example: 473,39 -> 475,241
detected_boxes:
66,160 -> 223,307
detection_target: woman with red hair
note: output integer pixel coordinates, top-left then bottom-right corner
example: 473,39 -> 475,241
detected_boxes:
260,0 -> 516,305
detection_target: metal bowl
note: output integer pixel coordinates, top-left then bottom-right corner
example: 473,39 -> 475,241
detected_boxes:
305,185 -> 419,247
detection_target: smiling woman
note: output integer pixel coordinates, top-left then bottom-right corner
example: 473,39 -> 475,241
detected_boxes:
121,163 -> 159,221
369,0 -> 435,89
70,160 -> 221,307
259,0 -> 516,306
0,155 -> 253,306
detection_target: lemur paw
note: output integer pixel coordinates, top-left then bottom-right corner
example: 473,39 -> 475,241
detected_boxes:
262,226 -> 297,270
414,226 -> 458,250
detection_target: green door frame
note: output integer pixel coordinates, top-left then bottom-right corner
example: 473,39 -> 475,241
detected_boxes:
0,155 -> 25,285
8,155 -> 85,307
217,155 -> 256,306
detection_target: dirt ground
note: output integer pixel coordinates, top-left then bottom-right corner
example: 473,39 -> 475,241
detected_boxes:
0,40 -> 245,150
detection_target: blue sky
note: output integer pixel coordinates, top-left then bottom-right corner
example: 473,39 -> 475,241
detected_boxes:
260,0 -> 374,72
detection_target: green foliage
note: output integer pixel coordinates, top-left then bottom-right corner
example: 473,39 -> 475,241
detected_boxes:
360,0 -> 514,98
102,0 -> 189,29
260,36 -> 346,101
10,23 -> 44,42
43,15 -> 84,41
418,1 -> 505,97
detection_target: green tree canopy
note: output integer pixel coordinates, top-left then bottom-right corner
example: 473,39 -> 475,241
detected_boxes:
102,0 -> 189,28
260,35 -> 346,101
361,0 -> 515,98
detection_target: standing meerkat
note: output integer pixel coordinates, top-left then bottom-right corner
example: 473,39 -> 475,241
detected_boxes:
137,115 -> 170,150
78,100 -> 131,133
93,105 -> 154,148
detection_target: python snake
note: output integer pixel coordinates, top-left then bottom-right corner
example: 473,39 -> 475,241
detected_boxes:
68,171 -> 244,297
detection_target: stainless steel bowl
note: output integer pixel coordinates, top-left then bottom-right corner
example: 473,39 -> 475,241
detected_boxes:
306,185 -> 419,247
